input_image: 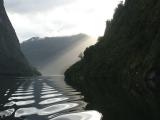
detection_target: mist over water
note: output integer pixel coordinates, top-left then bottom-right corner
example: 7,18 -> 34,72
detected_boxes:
41,37 -> 97,75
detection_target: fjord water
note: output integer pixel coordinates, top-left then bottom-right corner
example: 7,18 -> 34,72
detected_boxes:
0,76 -> 102,120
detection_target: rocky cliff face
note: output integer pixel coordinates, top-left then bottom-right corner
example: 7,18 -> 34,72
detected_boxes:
0,0 -> 40,76
65,0 -> 160,119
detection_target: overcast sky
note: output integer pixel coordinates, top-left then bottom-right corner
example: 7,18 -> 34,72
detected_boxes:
4,0 -> 123,42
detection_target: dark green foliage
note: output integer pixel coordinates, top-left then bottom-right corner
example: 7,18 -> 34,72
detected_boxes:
0,0 -> 40,76
65,0 -> 160,119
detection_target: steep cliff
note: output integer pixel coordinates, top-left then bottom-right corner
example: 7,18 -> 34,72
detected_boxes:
65,0 -> 160,119
0,0 -> 40,76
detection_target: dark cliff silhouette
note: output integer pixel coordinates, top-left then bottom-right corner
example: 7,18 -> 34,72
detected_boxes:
65,0 -> 160,120
0,0 -> 40,76
21,34 -> 96,75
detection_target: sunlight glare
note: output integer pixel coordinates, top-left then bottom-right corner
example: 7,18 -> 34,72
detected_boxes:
5,0 -> 124,41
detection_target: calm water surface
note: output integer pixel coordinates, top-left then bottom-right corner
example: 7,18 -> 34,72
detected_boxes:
0,76 -> 102,120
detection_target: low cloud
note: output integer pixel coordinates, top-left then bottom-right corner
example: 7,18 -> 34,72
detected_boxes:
4,0 -> 123,42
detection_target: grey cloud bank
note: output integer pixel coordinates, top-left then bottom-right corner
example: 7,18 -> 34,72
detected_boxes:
5,0 -> 75,13
4,0 -> 122,42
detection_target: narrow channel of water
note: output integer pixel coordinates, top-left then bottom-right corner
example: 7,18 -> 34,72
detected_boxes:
0,76 -> 102,120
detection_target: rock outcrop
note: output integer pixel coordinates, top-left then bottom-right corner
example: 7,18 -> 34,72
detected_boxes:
0,0 -> 40,76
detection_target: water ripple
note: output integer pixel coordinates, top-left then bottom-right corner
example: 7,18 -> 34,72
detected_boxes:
39,97 -> 69,105
41,94 -> 63,99
15,107 -> 37,117
41,91 -> 58,95
0,108 -> 15,118
38,103 -> 79,116
9,95 -> 34,100
15,103 -> 79,117
0,76 -> 102,120
12,92 -> 33,96
42,89 -> 55,92
50,111 -> 102,120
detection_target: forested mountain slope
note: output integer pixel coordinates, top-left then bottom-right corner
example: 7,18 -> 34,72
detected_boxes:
65,0 -> 160,119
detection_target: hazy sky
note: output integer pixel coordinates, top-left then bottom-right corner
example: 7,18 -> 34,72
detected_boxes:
5,0 -> 123,42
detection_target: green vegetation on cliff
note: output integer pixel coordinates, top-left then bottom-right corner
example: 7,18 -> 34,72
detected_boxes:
65,0 -> 160,119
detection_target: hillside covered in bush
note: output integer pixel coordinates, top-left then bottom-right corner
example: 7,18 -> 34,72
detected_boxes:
65,0 -> 160,119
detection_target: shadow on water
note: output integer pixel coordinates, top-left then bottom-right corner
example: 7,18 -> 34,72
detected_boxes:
0,76 -> 102,120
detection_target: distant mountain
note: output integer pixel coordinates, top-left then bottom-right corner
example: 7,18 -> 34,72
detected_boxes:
65,0 -> 160,120
0,0 -> 40,76
21,34 -> 96,75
